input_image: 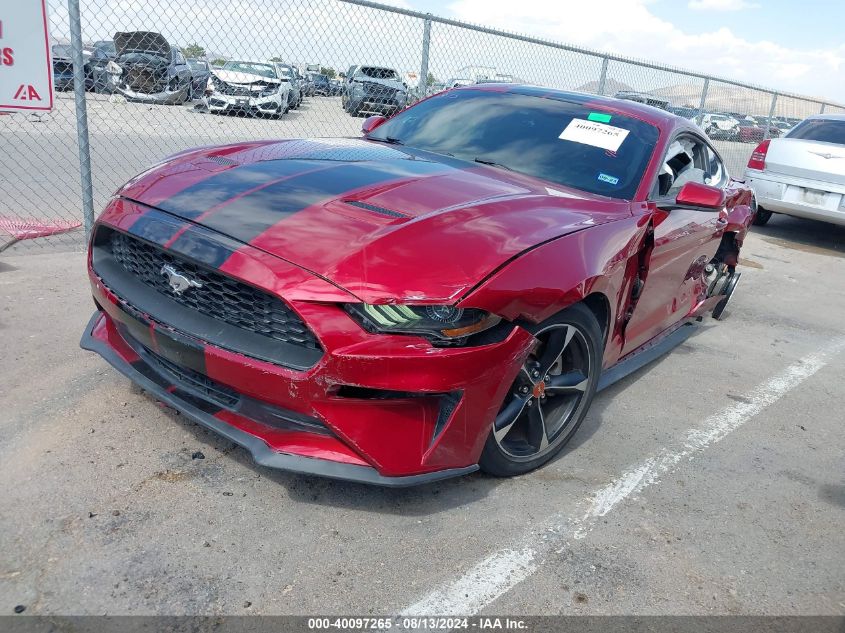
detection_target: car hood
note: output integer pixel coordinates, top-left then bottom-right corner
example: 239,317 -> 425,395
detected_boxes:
357,76 -> 405,92
212,68 -> 282,85
118,138 -> 632,303
114,31 -> 171,57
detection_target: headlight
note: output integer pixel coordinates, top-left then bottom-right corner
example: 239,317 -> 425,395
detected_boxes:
345,303 -> 501,343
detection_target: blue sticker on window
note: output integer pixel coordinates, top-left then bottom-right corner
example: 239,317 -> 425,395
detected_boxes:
598,173 -> 619,185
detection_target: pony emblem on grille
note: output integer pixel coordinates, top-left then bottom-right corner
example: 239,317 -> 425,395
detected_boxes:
160,264 -> 203,295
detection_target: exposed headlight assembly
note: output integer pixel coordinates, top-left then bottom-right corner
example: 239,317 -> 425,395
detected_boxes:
345,303 -> 501,343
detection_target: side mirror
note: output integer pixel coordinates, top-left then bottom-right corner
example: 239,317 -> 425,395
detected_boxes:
361,115 -> 387,134
674,182 -> 725,209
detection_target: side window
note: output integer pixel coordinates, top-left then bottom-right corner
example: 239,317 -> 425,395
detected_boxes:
173,49 -> 186,65
654,135 -> 712,199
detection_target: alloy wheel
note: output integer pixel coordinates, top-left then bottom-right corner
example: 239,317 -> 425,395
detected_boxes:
492,323 -> 592,461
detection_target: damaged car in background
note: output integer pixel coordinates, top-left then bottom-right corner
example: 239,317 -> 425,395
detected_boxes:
105,31 -> 192,104
204,61 -> 291,117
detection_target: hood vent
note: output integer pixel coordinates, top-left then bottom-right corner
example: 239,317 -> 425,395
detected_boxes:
206,155 -> 239,167
343,200 -> 408,219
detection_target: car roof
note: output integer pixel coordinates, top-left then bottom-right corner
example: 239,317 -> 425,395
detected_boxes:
806,113 -> 845,121
452,83 -> 687,131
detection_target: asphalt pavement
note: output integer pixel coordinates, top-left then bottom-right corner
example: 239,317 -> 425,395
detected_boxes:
1,214 -> 843,615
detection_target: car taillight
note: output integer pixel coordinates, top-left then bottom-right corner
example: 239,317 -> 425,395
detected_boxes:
748,139 -> 770,170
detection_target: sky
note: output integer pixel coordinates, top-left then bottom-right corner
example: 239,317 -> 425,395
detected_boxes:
379,0 -> 845,102
48,0 -> 845,108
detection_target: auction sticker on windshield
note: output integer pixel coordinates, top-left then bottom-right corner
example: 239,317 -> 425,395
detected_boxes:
559,118 -> 630,152
0,0 -> 53,112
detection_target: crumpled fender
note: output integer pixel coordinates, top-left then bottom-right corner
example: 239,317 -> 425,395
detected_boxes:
724,204 -> 754,246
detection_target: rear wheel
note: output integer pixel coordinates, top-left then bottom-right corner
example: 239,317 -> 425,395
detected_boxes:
479,304 -> 602,477
753,207 -> 773,226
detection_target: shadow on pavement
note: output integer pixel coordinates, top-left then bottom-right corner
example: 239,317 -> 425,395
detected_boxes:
752,214 -> 845,259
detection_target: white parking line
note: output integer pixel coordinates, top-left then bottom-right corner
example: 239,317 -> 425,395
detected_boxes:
401,338 -> 845,616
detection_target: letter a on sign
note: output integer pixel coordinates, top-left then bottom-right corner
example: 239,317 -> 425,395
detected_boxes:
0,0 -> 54,112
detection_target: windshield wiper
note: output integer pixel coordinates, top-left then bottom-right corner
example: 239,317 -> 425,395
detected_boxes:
474,157 -> 513,171
369,136 -> 404,145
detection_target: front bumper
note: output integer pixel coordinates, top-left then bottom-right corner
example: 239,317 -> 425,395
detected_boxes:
351,93 -> 406,114
81,312 -> 477,486
82,201 -> 534,484
113,82 -> 187,105
205,91 -> 286,114
746,171 -> 845,226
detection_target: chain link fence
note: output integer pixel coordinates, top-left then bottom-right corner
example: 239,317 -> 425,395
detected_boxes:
3,0 -> 844,250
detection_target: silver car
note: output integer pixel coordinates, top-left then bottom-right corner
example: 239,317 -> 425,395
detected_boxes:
745,114 -> 845,226
275,63 -> 302,109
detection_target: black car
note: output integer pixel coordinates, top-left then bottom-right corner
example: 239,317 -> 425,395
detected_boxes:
342,65 -> 407,117
51,45 -> 78,91
186,58 -> 211,100
106,32 -> 192,105
308,72 -> 332,96
87,40 -> 116,92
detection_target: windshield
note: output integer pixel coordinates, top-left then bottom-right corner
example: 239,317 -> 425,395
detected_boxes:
222,61 -> 276,79
786,119 -> 845,145
187,59 -> 207,71
358,67 -> 398,80
367,89 -> 659,200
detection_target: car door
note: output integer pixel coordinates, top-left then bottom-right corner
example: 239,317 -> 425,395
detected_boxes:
622,133 -> 729,353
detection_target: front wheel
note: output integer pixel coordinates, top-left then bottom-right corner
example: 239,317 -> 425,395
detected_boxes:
479,303 -> 602,477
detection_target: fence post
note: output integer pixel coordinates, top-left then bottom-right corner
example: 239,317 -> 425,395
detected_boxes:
764,93 -> 778,140
597,56 -> 609,95
697,78 -> 709,125
419,14 -> 432,99
68,0 -> 95,238
820,103 -> 826,114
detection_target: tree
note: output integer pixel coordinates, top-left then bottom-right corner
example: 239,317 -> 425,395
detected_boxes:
180,43 -> 205,58
270,56 -> 283,62
426,71 -> 436,87
320,66 -> 337,79
210,58 -> 226,67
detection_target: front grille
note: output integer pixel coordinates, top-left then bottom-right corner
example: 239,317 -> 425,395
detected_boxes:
211,77 -> 256,97
108,231 -> 320,350
142,345 -> 240,408
362,81 -> 397,99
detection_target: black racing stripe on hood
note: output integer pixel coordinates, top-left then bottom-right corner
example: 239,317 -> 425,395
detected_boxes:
158,160 -> 318,220
166,229 -> 235,269
198,160 -> 449,244
121,207 -> 239,269
128,210 -> 184,244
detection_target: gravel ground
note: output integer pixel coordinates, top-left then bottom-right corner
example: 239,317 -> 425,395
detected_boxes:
0,213 -> 843,616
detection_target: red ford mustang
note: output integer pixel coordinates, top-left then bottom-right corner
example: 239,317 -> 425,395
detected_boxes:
81,85 -> 755,485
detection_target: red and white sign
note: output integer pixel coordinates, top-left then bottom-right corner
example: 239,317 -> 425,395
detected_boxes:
0,0 -> 53,112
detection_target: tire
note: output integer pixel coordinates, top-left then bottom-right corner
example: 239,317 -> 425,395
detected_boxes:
712,272 -> 741,321
479,303 -> 603,477
753,208 -> 773,226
